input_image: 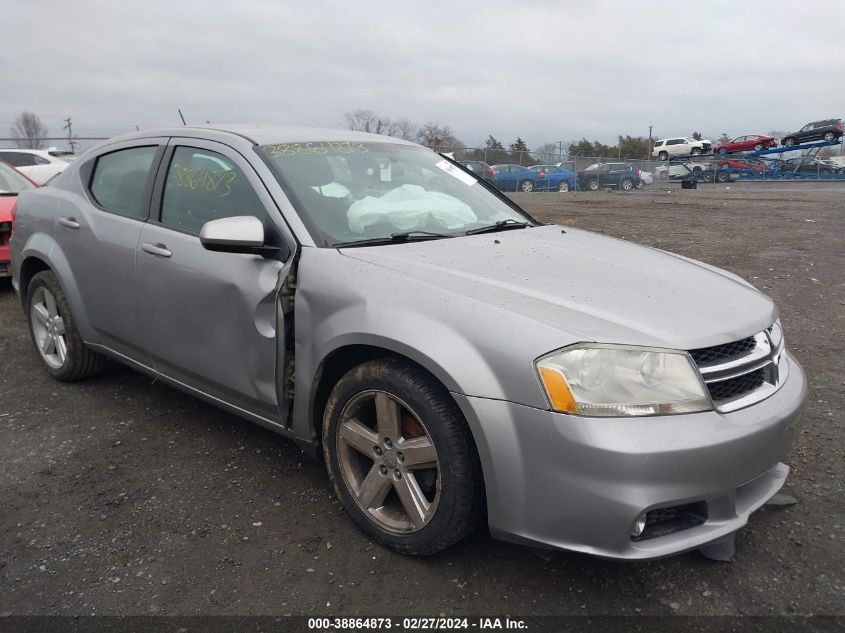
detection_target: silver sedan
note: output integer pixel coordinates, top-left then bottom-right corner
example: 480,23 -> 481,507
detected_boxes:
10,127 -> 805,559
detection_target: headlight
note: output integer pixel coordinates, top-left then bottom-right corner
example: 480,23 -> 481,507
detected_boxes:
536,344 -> 712,417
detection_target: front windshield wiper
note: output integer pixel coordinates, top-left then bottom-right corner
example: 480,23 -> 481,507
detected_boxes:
332,230 -> 452,248
464,219 -> 530,236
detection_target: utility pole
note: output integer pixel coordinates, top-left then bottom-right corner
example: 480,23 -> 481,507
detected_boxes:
63,118 -> 78,154
648,125 -> 653,160
557,140 -> 566,164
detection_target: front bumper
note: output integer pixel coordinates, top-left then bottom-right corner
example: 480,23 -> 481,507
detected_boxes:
453,351 -> 806,560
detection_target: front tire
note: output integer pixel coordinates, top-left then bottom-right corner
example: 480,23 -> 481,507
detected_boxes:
658,151 -> 668,161
716,170 -> 730,183
323,358 -> 482,556
691,147 -> 702,156
782,137 -> 796,147
519,180 -> 534,192
703,171 -> 715,183
26,271 -> 105,381
754,144 -> 763,151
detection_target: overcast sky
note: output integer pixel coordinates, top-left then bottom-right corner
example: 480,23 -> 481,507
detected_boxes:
4,0 -> 845,150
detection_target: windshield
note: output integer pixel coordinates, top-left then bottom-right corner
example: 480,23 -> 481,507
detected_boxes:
259,142 -> 533,246
0,162 -> 36,195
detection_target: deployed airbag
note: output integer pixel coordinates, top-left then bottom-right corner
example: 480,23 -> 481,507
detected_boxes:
347,184 -> 477,234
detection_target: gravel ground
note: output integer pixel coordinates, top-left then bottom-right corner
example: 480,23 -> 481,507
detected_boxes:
1,185 -> 843,616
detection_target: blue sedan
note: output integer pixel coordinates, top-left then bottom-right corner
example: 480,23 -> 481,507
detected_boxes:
491,164 -> 546,192
529,164 -> 578,192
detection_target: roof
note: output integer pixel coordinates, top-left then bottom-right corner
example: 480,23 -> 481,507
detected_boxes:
101,125 -> 419,147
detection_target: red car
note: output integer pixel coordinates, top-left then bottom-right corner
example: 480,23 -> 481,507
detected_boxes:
713,134 -> 777,155
0,161 -> 39,277
718,158 -> 768,170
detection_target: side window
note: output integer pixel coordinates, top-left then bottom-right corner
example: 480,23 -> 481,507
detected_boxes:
33,155 -> 50,165
655,140 -> 664,147
3,153 -> 37,167
90,146 -> 158,218
160,146 -> 266,234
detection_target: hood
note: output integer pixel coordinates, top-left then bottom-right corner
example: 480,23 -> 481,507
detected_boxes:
340,225 -> 776,350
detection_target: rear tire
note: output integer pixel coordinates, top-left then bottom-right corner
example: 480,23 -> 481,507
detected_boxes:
703,171 -> 715,183
587,178 -> 600,191
782,137 -> 796,147
824,132 -> 835,142
691,147 -> 702,156
558,180 -> 570,192
620,177 -> 635,191
658,151 -> 668,161
323,358 -> 483,556
716,170 -> 730,183
26,271 -> 105,381
754,144 -> 763,151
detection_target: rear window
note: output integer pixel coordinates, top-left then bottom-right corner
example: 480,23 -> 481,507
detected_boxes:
89,146 -> 158,218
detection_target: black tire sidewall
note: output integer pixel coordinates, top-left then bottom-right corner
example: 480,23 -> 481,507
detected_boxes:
322,359 -> 480,555
25,271 -> 92,381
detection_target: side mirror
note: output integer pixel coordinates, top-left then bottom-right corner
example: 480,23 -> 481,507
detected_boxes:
199,216 -> 278,257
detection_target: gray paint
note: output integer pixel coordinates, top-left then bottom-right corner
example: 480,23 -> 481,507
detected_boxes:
10,127 -> 807,560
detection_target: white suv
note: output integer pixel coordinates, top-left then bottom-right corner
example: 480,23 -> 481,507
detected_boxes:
652,137 -> 712,161
0,149 -> 71,184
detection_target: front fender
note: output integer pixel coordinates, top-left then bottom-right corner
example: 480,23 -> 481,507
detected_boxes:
289,247 -> 566,444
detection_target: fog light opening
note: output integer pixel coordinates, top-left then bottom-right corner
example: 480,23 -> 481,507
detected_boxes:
631,513 -> 647,538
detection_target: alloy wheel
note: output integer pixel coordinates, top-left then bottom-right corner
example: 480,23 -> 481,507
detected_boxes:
336,390 -> 441,534
559,181 -> 569,192
30,286 -> 67,370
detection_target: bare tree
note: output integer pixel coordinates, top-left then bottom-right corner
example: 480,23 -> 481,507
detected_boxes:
391,118 -> 417,142
533,143 -> 559,163
415,123 -> 463,151
11,112 -> 49,149
344,110 -> 394,135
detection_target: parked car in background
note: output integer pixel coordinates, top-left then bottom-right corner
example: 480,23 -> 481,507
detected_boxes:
778,157 -> 842,175
712,134 -> 777,155
716,158 -> 778,179
652,137 -> 712,160
491,164 -> 546,192
0,149 -> 71,184
459,160 -> 496,185
577,162 -> 642,191
528,164 -> 578,192
638,170 -> 654,187
781,119 -> 843,146
0,161 -> 39,276
10,126 -> 806,560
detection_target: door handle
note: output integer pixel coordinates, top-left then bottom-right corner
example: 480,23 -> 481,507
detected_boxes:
58,217 -> 80,230
141,242 -> 172,258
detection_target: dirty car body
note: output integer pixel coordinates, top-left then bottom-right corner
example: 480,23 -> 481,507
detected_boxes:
10,127 -> 806,560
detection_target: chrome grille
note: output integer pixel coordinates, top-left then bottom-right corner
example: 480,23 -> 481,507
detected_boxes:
706,366 -> 766,401
689,337 -> 756,366
691,325 -> 787,413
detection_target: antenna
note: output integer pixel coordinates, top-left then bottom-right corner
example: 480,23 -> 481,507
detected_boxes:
178,109 -> 187,126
